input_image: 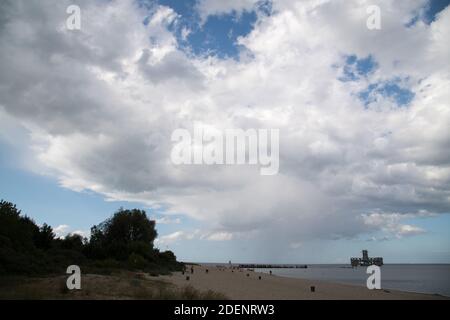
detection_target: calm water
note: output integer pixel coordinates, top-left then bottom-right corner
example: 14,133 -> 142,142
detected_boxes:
254,264 -> 450,297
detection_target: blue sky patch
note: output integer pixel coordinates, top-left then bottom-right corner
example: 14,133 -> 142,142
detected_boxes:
338,55 -> 415,107
182,11 -> 258,58
423,0 -> 450,23
405,0 -> 449,27
339,55 -> 378,82
144,0 -> 262,58
359,80 -> 415,107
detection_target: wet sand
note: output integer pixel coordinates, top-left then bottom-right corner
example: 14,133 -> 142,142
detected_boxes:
158,265 -> 448,300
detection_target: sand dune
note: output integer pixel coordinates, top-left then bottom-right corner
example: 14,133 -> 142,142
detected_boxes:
158,265 -> 447,300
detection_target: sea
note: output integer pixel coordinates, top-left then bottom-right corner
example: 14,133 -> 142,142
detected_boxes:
253,264 -> 450,297
200,262 -> 450,297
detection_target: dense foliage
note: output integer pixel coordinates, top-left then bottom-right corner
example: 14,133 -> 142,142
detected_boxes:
0,200 -> 183,276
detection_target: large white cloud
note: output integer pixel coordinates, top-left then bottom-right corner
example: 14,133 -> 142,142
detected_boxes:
0,0 -> 449,250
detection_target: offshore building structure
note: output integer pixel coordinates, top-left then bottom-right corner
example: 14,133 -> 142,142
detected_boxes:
350,250 -> 383,267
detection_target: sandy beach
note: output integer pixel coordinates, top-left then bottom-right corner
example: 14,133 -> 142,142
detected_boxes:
158,265 -> 448,300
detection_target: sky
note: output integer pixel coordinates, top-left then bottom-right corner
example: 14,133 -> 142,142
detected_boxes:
0,0 -> 449,264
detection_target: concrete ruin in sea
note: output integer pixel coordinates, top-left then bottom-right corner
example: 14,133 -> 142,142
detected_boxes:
351,250 -> 383,267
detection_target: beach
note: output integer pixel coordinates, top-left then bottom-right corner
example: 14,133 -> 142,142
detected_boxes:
158,265 -> 448,300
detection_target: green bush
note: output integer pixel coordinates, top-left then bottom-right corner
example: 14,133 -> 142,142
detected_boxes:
128,253 -> 148,270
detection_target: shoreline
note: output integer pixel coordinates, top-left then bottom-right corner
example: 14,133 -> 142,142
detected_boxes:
157,265 -> 448,300
256,270 -> 449,298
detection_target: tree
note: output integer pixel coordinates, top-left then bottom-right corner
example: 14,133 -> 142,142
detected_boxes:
34,223 -> 55,250
0,200 -> 39,250
60,233 -> 84,251
88,208 -> 158,261
104,208 -> 157,245
1,200 -> 182,275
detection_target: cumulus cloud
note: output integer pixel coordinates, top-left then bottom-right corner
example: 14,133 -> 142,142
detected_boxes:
155,231 -> 187,245
361,211 -> 428,238
53,224 -> 70,238
53,224 -> 89,239
203,231 -> 234,241
156,229 -> 202,246
156,229 -> 234,246
0,0 -> 449,256
151,216 -> 181,224
196,0 -> 263,22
